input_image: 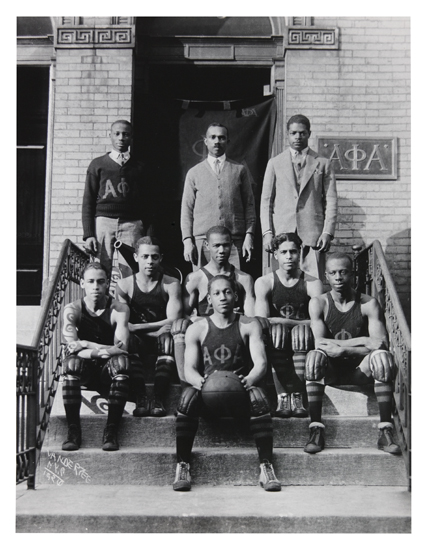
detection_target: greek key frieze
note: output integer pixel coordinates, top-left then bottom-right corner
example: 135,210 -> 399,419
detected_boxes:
56,27 -> 134,48
287,28 -> 338,49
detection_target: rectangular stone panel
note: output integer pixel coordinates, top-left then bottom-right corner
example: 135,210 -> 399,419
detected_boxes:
317,136 -> 398,179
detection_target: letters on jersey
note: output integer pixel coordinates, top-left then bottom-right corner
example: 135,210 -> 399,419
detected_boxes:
102,178 -> 130,199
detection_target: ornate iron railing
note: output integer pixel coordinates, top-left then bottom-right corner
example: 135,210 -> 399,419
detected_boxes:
16,240 -> 89,487
353,240 -> 411,490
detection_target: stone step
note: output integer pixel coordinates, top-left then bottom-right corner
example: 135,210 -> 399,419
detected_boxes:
51,382 -> 378,417
16,484 -> 411,533
38,447 -> 408,487
45,415 -> 386,449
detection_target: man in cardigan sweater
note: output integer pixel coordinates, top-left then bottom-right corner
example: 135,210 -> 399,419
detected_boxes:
82,120 -> 149,275
180,123 -> 256,271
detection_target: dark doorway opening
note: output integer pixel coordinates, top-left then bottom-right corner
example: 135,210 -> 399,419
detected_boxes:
133,64 -> 271,279
17,66 -> 49,305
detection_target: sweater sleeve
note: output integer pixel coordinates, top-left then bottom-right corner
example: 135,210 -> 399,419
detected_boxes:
260,158 -> 276,235
180,169 -> 196,241
82,162 -> 99,241
240,166 -> 256,234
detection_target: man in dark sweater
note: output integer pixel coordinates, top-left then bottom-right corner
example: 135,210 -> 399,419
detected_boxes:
82,120 -> 148,275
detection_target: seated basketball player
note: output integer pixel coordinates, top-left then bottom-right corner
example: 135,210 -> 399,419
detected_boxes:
255,232 -> 323,418
61,262 -> 133,452
171,225 -> 255,384
304,252 -> 401,455
115,236 -> 182,416
173,274 -> 281,492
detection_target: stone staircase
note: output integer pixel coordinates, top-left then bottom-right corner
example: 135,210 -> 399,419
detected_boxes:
16,369 -> 410,533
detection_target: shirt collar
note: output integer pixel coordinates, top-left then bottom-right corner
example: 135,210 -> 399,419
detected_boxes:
290,147 -> 308,158
207,153 -> 226,169
109,149 -> 130,164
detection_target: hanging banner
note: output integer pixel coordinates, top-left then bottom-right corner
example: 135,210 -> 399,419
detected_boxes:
134,96 -> 276,274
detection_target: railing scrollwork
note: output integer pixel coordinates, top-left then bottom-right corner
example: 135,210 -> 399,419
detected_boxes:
354,240 -> 411,491
16,240 -> 89,487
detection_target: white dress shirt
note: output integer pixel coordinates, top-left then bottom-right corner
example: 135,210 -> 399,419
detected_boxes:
109,150 -> 130,166
206,153 -> 226,174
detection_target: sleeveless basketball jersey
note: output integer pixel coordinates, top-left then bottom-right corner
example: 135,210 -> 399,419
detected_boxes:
270,271 -> 310,320
197,266 -> 245,316
201,316 -> 249,376
127,273 -> 167,324
78,296 -> 115,345
324,291 -> 368,340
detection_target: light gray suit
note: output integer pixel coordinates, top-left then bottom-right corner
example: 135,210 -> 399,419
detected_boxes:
260,147 -> 337,247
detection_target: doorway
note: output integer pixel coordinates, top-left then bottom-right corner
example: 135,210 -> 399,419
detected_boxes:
133,64 -> 272,278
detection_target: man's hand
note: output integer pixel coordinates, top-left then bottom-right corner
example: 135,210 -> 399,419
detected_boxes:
239,373 -> 257,391
316,233 -> 332,252
66,340 -> 88,355
242,233 -> 254,262
194,373 -> 208,391
317,340 -> 343,358
98,345 -> 128,358
85,237 -> 98,254
183,238 -> 198,264
152,324 -> 172,338
263,233 -> 274,253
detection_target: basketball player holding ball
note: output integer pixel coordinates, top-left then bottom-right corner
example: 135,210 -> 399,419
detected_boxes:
172,274 -> 281,492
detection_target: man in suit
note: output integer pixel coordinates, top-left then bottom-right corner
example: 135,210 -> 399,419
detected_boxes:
180,122 -> 256,270
260,114 -> 337,281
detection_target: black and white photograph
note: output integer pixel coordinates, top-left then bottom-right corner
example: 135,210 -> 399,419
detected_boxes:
14,7 -> 414,538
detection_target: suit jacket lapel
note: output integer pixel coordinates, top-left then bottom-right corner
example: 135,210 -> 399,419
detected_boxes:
299,149 -> 319,194
284,149 -> 297,188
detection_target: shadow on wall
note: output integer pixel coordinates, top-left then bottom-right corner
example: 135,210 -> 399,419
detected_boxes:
385,228 -> 411,327
330,196 -> 366,258
331,199 -> 410,327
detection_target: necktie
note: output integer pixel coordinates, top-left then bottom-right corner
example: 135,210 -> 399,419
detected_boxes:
295,152 -> 302,173
214,159 -> 221,175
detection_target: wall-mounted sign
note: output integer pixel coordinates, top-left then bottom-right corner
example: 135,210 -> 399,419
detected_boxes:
316,137 -> 397,180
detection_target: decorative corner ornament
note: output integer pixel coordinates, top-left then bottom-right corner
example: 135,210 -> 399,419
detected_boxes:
56,26 -> 135,48
286,27 -> 339,49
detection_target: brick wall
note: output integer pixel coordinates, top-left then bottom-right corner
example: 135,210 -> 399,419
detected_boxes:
48,47 -> 133,274
285,16 -> 410,320
46,17 -> 410,321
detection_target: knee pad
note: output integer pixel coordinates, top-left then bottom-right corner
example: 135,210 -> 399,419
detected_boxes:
106,354 -> 130,379
62,354 -> 85,377
248,386 -> 271,417
171,318 -> 191,343
157,331 -> 174,356
291,324 -> 314,352
269,323 -> 290,350
305,349 -> 328,381
369,350 -> 396,383
177,386 -> 201,417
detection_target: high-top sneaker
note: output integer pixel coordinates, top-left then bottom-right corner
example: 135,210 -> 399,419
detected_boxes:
259,460 -> 282,491
173,462 -> 191,491
304,422 -> 325,454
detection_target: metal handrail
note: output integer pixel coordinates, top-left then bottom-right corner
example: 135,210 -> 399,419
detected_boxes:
354,240 -> 411,490
16,239 -> 89,487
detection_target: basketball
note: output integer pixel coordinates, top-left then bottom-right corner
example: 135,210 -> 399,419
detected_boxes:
201,370 -> 249,417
